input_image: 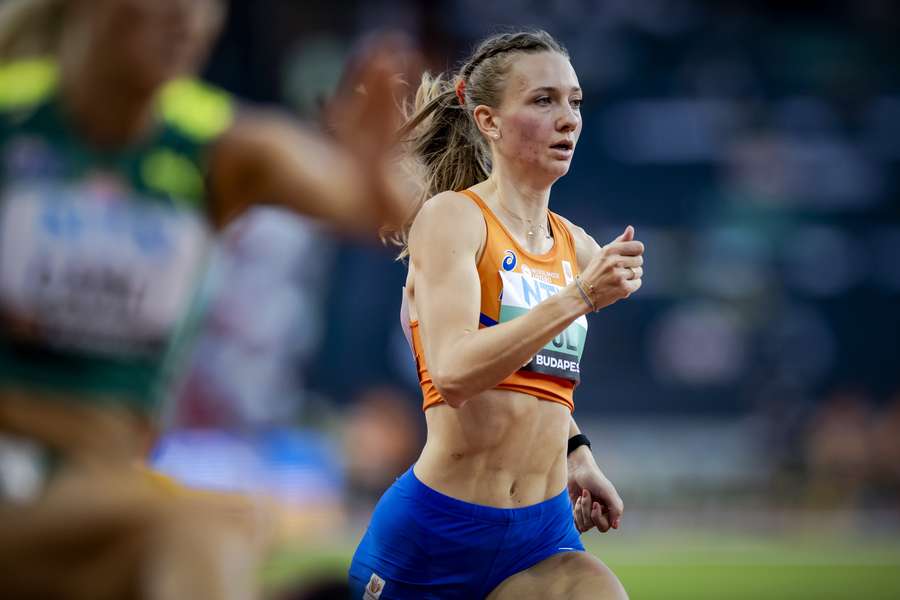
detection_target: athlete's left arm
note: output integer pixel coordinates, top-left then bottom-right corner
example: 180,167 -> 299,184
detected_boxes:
558,216 -> 631,533
566,418 -> 624,534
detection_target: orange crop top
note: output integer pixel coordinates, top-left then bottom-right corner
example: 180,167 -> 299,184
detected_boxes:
405,189 -> 588,413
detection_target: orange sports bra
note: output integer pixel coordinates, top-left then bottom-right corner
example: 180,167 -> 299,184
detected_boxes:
404,189 -> 588,413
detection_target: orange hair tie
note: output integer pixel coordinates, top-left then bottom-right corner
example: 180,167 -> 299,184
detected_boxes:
455,79 -> 466,105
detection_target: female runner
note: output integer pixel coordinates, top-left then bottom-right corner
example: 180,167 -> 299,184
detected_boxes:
349,30 -> 644,599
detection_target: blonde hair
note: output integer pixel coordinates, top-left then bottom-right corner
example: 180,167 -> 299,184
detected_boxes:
0,0 -> 66,61
387,30 -> 568,259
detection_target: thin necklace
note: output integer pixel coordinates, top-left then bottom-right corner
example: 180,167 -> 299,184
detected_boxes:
493,180 -> 552,241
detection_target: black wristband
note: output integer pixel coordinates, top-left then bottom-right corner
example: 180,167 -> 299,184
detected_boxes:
567,433 -> 591,456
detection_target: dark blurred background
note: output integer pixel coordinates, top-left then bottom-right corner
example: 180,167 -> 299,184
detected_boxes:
148,1 -> 900,596
202,0 -> 900,413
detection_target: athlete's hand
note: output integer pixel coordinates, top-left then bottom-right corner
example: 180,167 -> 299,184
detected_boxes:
575,225 -> 644,314
567,447 -> 624,534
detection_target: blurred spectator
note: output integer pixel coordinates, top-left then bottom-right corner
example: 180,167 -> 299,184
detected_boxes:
749,379 -> 814,503
168,207 -> 333,430
871,391 -> 900,510
804,388 -> 874,508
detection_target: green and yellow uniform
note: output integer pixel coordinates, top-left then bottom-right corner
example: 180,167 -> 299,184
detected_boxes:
0,59 -> 268,600
0,57 -> 234,415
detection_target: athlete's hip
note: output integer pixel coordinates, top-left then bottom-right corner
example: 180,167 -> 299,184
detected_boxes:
350,466 -> 583,598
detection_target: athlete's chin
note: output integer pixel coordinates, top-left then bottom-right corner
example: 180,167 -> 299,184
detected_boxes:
521,160 -> 572,186
543,161 -> 572,180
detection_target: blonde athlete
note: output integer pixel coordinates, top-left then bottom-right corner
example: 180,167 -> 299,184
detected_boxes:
350,31 -> 643,599
0,1 -> 413,598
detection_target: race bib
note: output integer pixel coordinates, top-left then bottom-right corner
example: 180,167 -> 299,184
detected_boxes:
0,183 -> 211,357
498,269 -> 588,383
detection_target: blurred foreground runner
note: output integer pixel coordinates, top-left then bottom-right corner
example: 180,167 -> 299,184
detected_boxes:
0,0 -> 414,598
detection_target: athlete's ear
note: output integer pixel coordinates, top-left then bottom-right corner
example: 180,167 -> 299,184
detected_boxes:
472,105 -> 502,143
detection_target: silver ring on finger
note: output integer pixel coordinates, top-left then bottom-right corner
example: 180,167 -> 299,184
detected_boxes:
626,266 -> 635,280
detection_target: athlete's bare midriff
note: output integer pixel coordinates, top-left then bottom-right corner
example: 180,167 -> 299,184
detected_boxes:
414,392 -> 570,508
406,266 -> 571,508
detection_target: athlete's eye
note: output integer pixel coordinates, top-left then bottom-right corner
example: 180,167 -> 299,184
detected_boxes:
570,98 -> 582,110
535,96 -> 552,106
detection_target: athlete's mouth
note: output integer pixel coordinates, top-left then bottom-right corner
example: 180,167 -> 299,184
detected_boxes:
550,140 -> 574,151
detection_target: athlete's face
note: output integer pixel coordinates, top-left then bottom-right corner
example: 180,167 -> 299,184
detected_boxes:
82,0 -> 225,92
491,52 -> 582,183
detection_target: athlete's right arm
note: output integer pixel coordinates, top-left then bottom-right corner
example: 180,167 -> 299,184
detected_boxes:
411,193 -> 607,408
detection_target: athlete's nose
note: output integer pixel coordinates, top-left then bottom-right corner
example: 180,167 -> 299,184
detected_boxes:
557,106 -> 579,134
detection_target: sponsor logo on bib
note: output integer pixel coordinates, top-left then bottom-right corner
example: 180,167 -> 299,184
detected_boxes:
521,265 -> 560,284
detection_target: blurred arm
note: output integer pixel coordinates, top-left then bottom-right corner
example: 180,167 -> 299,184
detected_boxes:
207,36 -> 413,233
208,112 -> 386,232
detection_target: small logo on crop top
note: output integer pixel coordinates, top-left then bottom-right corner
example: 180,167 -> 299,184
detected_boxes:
502,250 -> 517,271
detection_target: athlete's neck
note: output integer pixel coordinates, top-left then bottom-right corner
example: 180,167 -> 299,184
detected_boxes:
488,168 -> 551,228
59,37 -> 159,150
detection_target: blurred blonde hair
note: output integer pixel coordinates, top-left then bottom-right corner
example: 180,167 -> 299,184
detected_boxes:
0,0 -> 66,61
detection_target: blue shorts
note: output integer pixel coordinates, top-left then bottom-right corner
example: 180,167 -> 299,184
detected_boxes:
348,467 -> 584,599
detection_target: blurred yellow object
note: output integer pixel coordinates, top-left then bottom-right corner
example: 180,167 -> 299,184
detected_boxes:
0,57 -> 234,143
0,56 -> 56,109
159,78 -> 235,142
141,147 -> 206,202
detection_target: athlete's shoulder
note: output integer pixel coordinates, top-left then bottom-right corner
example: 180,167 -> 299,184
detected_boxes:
413,190 -> 485,232
159,77 -> 236,143
409,190 -> 486,253
0,56 -> 58,121
421,189 -> 483,213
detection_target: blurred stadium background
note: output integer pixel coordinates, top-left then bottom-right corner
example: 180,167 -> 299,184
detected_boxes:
32,0 -> 894,597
